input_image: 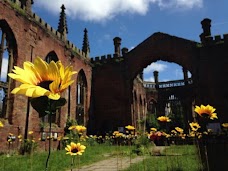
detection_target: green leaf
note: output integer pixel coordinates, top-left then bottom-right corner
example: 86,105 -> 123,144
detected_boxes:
30,96 -> 66,117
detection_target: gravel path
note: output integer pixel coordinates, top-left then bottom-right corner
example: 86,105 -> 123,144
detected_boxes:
69,155 -> 145,171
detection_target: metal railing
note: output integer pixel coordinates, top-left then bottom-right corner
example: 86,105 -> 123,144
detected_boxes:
143,78 -> 192,89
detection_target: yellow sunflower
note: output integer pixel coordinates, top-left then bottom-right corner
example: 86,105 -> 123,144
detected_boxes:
28,131 -> 33,135
175,127 -> 184,133
157,116 -> 171,122
150,127 -> 157,132
65,142 -> 86,156
171,130 -> 177,134
125,125 -> 135,131
113,131 -> 120,136
69,125 -> 87,133
189,122 -> 201,132
68,125 -> 77,130
8,57 -> 77,100
194,104 -> 218,120
222,123 -> 228,128
0,121 -> 4,128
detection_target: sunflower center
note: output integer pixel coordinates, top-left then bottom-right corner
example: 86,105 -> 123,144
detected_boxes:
38,81 -> 53,90
72,148 -> 79,153
201,113 -> 210,118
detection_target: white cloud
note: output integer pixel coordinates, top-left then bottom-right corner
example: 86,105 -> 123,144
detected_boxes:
144,76 -> 154,82
175,68 -> 183,79
143,62 -> 167,74
129,46 -> 135,50
157,0 -> 203,9
175,68 -> 192,79
103,34 -> 111,40
35,0 -> 203,22
97,33 -> 112,45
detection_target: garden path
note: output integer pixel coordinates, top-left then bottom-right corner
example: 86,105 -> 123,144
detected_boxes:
69,155 -> 145,171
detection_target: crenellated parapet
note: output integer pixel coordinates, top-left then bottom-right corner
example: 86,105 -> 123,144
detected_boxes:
198,33 -> 228,47
206,34 -> 228,44
4,0 -> 88,59
32,13 -> 88,59
90,54 -> 125,66
6,0 -> 22,7
199,18 -> 228,47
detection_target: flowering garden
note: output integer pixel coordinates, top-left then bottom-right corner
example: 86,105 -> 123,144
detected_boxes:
0,120 -> 203,171
0,57 -> 227,170
1,104 -> 227,170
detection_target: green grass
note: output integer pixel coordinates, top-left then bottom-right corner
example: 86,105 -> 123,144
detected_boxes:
123,145 -> 203,171
0,144 -> 132,171
0,144 -> 202,171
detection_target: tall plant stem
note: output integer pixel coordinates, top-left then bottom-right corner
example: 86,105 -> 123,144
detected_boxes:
45,100 -> 52,171
70,157 -> 74,171
78,156 -> 80,171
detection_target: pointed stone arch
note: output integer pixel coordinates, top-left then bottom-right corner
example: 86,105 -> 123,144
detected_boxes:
45,51 -> 59,62
148,97 -> 157,114
125,32 -> 198,81
125,32 -> 198,131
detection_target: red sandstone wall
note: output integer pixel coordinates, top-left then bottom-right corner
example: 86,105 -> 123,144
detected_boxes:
92,59 -> 147,134
132,77 -> 147,131
92,62 -> 128,134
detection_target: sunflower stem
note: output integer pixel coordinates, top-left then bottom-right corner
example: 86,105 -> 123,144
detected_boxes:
78,156 -> 80,171
45,99 -> 52,171
71,156 -> 74,171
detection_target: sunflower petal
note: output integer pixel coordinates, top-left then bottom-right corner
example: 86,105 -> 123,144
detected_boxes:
48,61 -> 59,81
8,57 -> 76,100
48,93 -> 60,100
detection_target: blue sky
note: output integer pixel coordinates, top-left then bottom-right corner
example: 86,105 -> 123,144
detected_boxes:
31,0 -> 228,82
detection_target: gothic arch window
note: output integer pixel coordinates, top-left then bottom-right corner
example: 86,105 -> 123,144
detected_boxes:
0,20 -> 16,121
76,70 -> 87,125
42,51 -> 60,125
45,51 -> 59,63
167,94 -> 185,128
148,98 -> 157,114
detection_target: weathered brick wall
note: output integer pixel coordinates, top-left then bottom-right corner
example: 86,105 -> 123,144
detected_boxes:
196,41 -> 228,122
91,60 -> 128,134
0,1 -> 92,151
132,77 -> 147,130
91,57 -> 147,134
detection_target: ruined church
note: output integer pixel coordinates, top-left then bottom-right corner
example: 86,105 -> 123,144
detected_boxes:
0,0 -> 228,151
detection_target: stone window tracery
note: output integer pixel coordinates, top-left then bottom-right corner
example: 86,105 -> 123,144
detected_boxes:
76,70 -> 87,125
0,21 -> 15,121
